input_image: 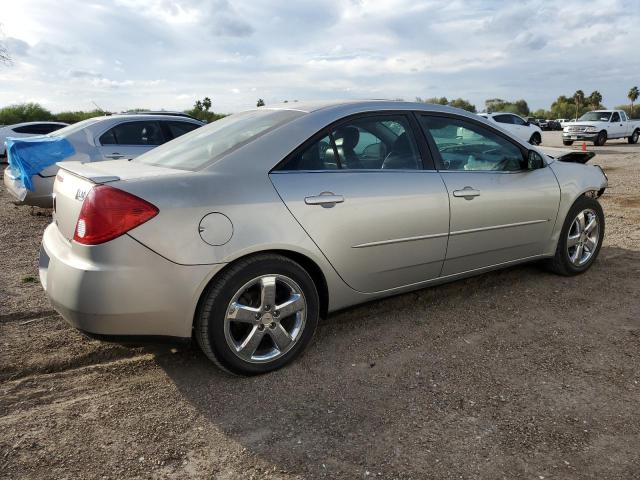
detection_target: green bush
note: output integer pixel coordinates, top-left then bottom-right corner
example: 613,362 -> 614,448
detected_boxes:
0,102 -> 53,125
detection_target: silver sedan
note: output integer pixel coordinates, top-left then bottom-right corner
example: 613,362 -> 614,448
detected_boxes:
40,100 -> 608,375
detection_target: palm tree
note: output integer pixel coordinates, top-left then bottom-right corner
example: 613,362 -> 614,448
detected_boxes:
629,87 -> 639,117
589,91 -> 602,109
573,90 -> 585,119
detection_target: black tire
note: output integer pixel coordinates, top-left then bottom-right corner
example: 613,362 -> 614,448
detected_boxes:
545,195 -> 605,276
594,130 -> 607,146
195,254 -> 319,375
562,140 -> 574,146
529,132 -> 542,145
629,129 -> 639,144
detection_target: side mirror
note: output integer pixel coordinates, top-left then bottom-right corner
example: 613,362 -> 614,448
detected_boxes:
527,150 -> 545,170
525,121 -> 530,126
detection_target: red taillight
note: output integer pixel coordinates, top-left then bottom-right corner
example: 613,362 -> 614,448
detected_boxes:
73,185 -> 158,245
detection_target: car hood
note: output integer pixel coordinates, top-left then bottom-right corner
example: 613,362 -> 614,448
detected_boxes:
538,146 -> 595,164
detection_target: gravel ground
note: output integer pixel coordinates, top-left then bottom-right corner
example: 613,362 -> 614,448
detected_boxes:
1,131 -> 639,479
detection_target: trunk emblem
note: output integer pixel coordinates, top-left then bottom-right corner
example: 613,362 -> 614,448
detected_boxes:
75,188 -> 89,201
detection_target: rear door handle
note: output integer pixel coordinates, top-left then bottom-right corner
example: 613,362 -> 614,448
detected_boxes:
304,192 -> 344,207
453,187 -> 481,199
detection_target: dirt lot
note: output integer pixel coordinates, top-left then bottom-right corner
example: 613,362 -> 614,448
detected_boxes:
1,131 -> 639,479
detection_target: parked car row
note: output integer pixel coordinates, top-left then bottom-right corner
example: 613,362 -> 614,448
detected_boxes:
27,100 -> 610,374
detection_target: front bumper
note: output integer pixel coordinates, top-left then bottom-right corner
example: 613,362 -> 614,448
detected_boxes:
40,222 -> 225,339
3,166 -> 55,207
562,132 -> 598,141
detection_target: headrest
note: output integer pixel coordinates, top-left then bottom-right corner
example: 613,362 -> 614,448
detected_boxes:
334,126 -> 359,150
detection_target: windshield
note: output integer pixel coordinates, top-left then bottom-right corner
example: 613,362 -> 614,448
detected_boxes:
579,112 -> 612,122
136,109 -> 304,170
48,117 -> 105,137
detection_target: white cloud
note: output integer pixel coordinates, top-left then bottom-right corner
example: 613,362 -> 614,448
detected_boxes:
0,0 -> 639,113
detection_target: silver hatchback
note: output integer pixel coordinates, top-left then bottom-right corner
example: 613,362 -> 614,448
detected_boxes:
40,100 -> 608,375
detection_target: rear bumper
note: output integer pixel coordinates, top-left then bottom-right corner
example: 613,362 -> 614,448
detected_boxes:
3,166 -> 55,207
40,223 -> 225,338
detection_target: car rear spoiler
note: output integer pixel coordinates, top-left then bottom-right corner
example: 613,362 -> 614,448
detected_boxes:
538,146 -> 595,164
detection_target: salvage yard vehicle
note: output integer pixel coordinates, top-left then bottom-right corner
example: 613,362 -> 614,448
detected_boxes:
0,121 -> 68,156
3,114 -> 204,207
478,112 -> 542,145
39,100 -> 608,375
563,109 -> 640,146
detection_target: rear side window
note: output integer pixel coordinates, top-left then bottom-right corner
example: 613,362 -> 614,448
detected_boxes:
493,115 -> 511,124
280,114 -> 423,171
100,121 -> 164,146
164,121 -> 201,139
420,115 -> 525,172
12,123 -> 64,134
136,109 -> 304,170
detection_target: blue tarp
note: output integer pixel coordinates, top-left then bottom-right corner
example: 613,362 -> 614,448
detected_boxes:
6,136 -> 75,191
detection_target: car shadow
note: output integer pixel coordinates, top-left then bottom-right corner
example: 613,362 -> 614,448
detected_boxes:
154,246 -> 640,477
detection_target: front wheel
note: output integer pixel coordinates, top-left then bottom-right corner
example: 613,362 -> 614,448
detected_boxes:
594,130 -> 607,146
195,254 -> 320,375
562,140 -> 574,146
545,196 -> 604,276
629,129 -> 639,144
529,132 -> 541,145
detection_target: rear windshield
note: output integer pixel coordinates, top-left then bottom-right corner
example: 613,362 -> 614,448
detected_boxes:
48,117 -> 105,137
135,109 -> 304,170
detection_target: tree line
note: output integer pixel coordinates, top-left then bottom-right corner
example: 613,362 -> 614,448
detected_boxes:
414,87 -> 639,119
1,88 -> 638,126
0,97 -> 227,126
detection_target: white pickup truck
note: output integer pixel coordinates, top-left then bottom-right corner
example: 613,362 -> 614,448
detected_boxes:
562,110 -> 640,146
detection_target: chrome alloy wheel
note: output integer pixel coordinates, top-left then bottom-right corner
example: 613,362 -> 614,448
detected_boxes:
567,208 -> 600,267
224,275 -> 307,363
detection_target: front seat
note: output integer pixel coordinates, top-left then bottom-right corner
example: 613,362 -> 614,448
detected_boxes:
382,132 -> 419,169
334,126 -> 363,169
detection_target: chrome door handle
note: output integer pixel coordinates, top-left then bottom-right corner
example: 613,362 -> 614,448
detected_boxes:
106,153 -> 125,159
453,187 -> 481,199
304,192 -> 344,207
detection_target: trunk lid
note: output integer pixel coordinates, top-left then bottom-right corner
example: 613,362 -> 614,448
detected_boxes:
53,160 -> 184,240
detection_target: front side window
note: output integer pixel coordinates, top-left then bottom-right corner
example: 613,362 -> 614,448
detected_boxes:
280,115 -> 423,171
620,111 -> 628,121
611,112 -> 620,122
420,115 -> 525,172
100,121 -> 164,146
511,115 -> 526,126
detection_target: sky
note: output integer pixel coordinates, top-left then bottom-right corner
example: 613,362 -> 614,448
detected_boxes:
0,0 -> 639,114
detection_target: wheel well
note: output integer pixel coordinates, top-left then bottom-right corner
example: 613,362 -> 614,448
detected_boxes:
197,250 -> 330,321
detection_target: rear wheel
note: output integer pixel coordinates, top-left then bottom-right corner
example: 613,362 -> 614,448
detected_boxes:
529,132 -> 541,145
195,254 -> 319,375
545,196 -> 604,276
562,140 -> 574,146
629,129 -> 639,144
594,130 -> 607,146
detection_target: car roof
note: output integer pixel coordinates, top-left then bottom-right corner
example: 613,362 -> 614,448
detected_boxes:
248,99 -> 483,117
116,111 -> 201,120
4,121 -> 69,128
83,114 -> 204,123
